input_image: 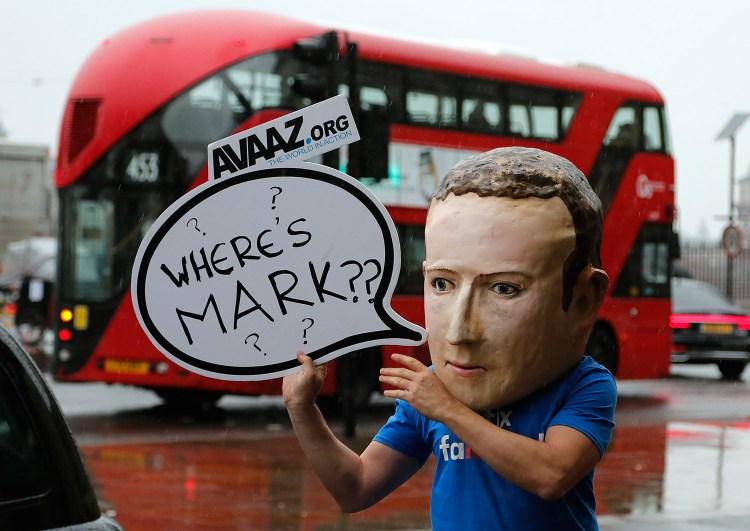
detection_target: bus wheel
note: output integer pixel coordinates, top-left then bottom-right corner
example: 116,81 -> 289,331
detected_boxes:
154,388 -> 224,412
717,360 -> 746,381
586,324 -> 618,376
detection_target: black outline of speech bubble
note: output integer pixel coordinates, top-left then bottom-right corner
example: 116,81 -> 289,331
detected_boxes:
134,165 -> 424,377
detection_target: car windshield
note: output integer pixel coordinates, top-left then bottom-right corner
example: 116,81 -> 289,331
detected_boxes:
672,278 -> 745,314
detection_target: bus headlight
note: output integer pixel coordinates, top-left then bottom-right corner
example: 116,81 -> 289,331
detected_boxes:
59,349 -> 72,362
155,362 -> 169,375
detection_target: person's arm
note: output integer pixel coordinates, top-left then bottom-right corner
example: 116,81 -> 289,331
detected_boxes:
283,352 -> 422,512
380,354 -> 604,500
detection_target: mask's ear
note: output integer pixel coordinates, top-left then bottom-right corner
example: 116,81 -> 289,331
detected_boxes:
570,266 -> 609,330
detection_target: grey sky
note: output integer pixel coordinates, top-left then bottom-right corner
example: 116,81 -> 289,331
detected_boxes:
1,0 -> 747,241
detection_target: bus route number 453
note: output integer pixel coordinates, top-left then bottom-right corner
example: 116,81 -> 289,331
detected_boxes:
126,151 -> 160,184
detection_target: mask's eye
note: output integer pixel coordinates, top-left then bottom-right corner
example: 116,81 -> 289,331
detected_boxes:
432,277 -> 451,292
492,283 -> 519,296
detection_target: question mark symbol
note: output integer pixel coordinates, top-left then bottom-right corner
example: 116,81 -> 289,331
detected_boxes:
301,318 -> 314,345
244,333 -> 266,356
363,259 -> 382,303
270,186 -> 282,210
186,217 -> 205,236
340,260 -> 364,302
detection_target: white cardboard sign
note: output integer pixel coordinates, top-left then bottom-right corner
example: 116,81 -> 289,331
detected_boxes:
131,162 -> 426,381
207,94 -> 359,180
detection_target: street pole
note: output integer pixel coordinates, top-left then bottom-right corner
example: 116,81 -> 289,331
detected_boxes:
341,36 -> 360,439
728,134 -> 735,298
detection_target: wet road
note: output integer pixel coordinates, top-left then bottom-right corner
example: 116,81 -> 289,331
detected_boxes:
50,364 -> 750,530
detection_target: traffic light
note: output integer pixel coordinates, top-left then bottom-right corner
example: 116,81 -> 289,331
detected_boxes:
350,108 -> 390,181
290,31 -> 340,102
343,40 -> 389,181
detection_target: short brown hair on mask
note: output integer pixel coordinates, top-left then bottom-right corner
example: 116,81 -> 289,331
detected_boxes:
432,146 -> 603,311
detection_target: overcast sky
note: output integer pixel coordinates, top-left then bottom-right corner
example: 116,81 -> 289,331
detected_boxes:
1,0 -> 747,241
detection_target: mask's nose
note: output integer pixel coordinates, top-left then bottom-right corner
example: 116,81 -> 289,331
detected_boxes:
445,285 -> 481,345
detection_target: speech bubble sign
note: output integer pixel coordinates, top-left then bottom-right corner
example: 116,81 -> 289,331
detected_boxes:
132,162 -> 426,381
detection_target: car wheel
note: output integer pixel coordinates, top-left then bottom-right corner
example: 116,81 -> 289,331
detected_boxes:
717,360 -> 747,381
586,324 -> 618,376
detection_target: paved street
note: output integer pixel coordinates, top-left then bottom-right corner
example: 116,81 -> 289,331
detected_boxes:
49,364 -> 750,529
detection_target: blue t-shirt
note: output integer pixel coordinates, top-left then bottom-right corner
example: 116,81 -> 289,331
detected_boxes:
373,356 -> 616,530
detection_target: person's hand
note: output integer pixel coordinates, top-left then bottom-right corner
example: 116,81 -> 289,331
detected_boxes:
282,352 -> 327,412
379,353 -> 459,422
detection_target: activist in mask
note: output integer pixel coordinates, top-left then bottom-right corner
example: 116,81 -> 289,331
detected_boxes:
283,146 -> 616,530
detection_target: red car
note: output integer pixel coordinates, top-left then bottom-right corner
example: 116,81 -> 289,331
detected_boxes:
671,276 -> 750,380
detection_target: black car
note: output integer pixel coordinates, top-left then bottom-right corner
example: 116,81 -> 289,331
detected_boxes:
0,324 -> 122,530
671,277 -> 750,380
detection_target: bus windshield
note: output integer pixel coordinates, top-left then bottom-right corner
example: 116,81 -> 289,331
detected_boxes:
59,51 -> 303,301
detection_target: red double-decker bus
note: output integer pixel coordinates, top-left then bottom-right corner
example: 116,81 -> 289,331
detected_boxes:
53,10 -> 676,407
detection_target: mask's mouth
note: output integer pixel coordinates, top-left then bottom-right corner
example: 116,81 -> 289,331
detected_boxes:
446,361 -> 486,376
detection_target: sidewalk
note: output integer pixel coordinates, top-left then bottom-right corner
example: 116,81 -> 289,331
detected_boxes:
600,511 -> 750,530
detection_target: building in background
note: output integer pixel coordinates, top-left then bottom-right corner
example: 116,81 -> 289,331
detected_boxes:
0,142 -> 57,255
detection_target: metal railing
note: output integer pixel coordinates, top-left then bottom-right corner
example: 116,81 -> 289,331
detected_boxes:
677,244 -> 750,305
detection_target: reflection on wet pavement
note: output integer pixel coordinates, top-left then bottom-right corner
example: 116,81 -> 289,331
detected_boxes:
663,420 -> 750,514
83,432 -> 435,530
74,368 -> 750,530
78,417 -> 750,529
595,424 -> 667,517
601,422 -> 750,521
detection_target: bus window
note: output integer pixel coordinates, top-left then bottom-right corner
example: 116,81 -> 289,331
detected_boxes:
530,89 -> 561,140
395,224 -> 426,295
562,96 -> 579,133
613,223 -> 673,298
592,103 -> 639,214
642,241 -> 669,286
73,200 -> 113,301
160,54 -> 300,175
661,106 -> 672,154
643,106 -> 664,152
508,99 -> 531,137
162,78 -> 237,169
407,91 -> 438,125
406,72 -> 457,128
507,86 -> 580,141
60,188 -> 176,302
462,79 -> 502,134
361,86 -> 388,109
359,61 -> 403,119
463,99 -> 502,132
531,104 -> 558,140
604,105 -> 638,149
224,53 -> 291,111
390,65 -> 581,140
591,101 -> 671,214
407,91 -> 457,127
